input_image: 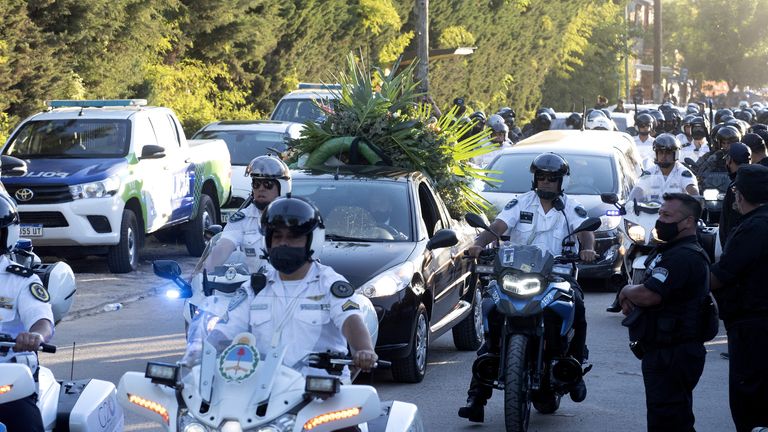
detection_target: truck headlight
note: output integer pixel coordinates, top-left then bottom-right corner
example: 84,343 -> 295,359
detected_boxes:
360,262 -> 415,298
500,272 -> 542,297
625,220 -> 646,243
69,175 -> 121,199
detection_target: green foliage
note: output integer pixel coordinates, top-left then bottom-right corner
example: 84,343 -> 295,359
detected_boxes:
292,53 -> 497,217
663,0 -> 768,93
379,31 -> 415,64
359,0 -> 402,36
438,26 -> 475,48
143,60 -> 261,132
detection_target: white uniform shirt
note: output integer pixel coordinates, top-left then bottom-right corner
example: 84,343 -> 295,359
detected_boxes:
679,137 -> 709,163
216,262 -> 371,378
220,204 -> 266,273
634,135 -> 656,167
495,191 -> 587,256
0,256 -> 53,363
639,162 -> 697,199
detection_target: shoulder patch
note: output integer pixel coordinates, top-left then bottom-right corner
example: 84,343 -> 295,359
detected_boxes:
504,199 -> 518,210
574,205 -> 587,218
341,300 -> 360,312
651,267 -> 669,283
330,281 -> 354,298
681,169 -> 693,178
29,283 -> 49,303
228,211 -> 245,223
6,265 -> 33,277
640,170 -> 651,177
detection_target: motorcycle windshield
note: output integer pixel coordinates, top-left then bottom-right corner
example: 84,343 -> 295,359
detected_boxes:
627,172 -> 675,213
701,171 -> 730,192
190,233 -> 250,280
497,244 -> 554,276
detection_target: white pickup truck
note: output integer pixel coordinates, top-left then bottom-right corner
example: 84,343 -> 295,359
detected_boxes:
1,99 -> 232,273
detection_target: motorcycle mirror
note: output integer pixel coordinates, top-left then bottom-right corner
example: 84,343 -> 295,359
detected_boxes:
683,157 -> 696,167
573,217 -> 602,234
600,193 -> 619,205
427,229 -> 459,250
153,260 -> 182,280
465,212 -> 490,230
0,155 -> 27,177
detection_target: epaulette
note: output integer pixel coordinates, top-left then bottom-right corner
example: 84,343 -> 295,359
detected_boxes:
6,265 -> 33,277
574,205 -> 587,218
504,199 -> 518,210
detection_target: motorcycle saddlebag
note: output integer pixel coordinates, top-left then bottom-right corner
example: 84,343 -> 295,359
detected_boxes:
57,379 -> 124,432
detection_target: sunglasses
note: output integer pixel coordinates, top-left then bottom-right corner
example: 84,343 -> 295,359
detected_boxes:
251,179 -> 276,190
535,174 -> 561,182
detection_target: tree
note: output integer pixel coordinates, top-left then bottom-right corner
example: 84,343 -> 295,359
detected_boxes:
664,0 -> 768,95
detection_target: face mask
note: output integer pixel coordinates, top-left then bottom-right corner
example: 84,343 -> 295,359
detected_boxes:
535,189 -> 558,200
268,246 -> 307,274
254,200 -> 269,211
654,218 -> 685,242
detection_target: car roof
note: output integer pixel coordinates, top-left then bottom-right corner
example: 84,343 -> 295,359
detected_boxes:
279,89 -> 338,100
25,106 -> 172,121
291,165 -> 419,183
507,129 -> 636,156
197,120 -> 303,134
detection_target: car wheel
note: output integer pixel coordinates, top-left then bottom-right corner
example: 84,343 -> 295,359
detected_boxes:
107,210 -> 140,273
184,194 -> 216,257
392,303 -> 428,383
452,286 -> 484,351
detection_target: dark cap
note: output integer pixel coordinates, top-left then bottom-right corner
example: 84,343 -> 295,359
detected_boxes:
734,164 -> 768,203
742,133 -> 765,152
754,129 -> 768,146
726,142 -> 752,164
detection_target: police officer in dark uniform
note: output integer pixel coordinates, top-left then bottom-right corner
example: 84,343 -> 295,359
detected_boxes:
719,142 -> 751,247
710,164 -> 768,432
618,193 -> 710,432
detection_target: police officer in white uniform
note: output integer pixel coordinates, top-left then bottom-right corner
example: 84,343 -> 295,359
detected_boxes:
458,153 -> 596,423
0,196 -> 54,432
635,113 -> 657,165
474,114 -> 512,167
639,134 -> 699,197
205,156 -> 291,273
211,197 -> 377,380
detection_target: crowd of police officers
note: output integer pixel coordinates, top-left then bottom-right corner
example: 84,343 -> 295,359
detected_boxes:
450,96 -> 768,431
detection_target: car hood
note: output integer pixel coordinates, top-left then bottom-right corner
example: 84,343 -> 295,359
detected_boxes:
2,158 -> 126,186
319,241 -> 417,288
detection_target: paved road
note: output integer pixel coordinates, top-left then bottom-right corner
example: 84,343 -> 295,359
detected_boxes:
43,247 -> 735,432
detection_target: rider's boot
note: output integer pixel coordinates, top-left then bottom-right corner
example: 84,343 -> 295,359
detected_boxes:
606,293 -> 621,313
458,396 -> 486,423
570,377 -> 587,403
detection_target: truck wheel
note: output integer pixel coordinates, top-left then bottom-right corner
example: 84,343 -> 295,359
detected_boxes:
184,194 -> 216,257
107,210 -> 140,273
392,303 -> 428,383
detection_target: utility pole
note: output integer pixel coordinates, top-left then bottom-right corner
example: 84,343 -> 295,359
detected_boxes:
624,3 -> 630,102
416,0 -> 429,94
653,0 -> 662,103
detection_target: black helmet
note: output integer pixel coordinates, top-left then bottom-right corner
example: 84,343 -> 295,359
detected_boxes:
660,108 -> 682,132
682,114 -> 697,127
469,110 -> 486,125
529,153 -> 570,198
757,109 -> 768,125
652,133 -> 681,168
690,116 -> 709,140
245,155 -> 292,197
725,119 -> 747,136
497,107 -> 516,127
715,108 -> 734,124
565,112 -> 583,129
734,110 -> 753,125
648,110 -> 665,134
0,193 -> 20,254
534,112 -> 552,130
716,125 -> 742,149
260,196 -> 325,264
636,113 -> 655,130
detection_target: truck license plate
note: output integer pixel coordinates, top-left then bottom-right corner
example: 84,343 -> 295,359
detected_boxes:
221,211 -> 233,224
20,224 -> 43,237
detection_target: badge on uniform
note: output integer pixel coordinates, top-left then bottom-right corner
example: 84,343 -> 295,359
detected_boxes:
29,283 -> 50,303
244,247 -> 257,257
0,296 -> 13,310
330,281 -> 354,298
504,199 -> 518,210
651,267 -> 669,283
520,211 -> 533,224
341,300 -> 360,311
574,205 -> 587,218
228,211 -> 245,223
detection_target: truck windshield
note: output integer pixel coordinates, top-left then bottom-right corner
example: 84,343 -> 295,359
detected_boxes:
4,119 -> 131,158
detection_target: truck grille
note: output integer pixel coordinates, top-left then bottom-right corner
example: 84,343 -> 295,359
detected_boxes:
6,184 -> 73,204
19,212 -> 69,228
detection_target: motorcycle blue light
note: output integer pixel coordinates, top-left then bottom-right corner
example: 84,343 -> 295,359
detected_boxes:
605,209 -> 621,216
165,289 -> 180,299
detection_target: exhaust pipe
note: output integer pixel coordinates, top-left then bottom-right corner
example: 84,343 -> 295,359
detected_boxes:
552,357 -> 582,385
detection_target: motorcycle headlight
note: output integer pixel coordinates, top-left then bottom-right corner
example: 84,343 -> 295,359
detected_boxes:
178,410 -> 209,432
69,175 -> 121,199
360,262 -> 415,298
500,272 -> 542,297
703,188 -> 719,201
256,414 -> 296,432
625,220 -> 646,243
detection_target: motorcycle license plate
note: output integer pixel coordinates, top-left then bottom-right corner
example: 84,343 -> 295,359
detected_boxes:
20,224 -> 43,237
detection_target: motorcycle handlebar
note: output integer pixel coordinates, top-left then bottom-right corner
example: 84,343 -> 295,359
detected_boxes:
0,337 -> 57,354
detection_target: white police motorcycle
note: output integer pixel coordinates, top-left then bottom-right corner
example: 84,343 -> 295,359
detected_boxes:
0,336 -> 124,431
118,261 -> 420,431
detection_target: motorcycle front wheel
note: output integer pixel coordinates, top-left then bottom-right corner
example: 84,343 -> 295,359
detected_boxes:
504,334 -> 531,432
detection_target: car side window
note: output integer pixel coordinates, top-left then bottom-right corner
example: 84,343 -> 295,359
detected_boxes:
134,116 -> 159,156
149,113 -> 181,152
417,182 -> 445,238
615,150 -> 637,198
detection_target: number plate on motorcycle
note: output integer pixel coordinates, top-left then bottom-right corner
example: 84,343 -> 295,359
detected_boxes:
20,224 -> 43,237
501,248 -> 514,265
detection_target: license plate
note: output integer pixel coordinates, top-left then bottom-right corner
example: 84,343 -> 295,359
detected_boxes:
20,224 -> 43,237
221,211 -> 234,224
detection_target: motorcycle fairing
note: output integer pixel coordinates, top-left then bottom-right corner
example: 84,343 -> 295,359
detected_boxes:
489,279 -> 575,335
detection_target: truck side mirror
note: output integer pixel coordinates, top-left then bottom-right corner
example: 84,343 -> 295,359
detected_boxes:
140,145 -> 166,159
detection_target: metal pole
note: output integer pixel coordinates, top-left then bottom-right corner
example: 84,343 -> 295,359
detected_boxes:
653,0 -> 662,103
416,0 -> 429,93
624,3 -> 630,101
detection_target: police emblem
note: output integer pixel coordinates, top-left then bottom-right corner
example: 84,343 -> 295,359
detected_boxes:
29,283 -> 49,303
228,211 -> 246,223
504,199 -> 518,210
218,341 -> 259,382
330,281 -> 354,298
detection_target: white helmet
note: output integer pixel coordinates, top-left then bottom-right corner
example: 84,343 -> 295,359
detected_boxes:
0,193 -> 20,253
487,114 -> 509,134
245,155 -> 292,198
585,116 -> 614,131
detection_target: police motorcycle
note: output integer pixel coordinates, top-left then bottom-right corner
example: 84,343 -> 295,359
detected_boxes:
463,212 -> 601,432
117,262 -> 418,432
0,335 -> 124,431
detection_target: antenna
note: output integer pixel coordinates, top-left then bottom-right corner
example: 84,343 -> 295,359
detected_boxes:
581,99 -> 587,131
69,341 -> 76,380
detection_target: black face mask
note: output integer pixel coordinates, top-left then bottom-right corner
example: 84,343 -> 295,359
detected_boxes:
268,246 -> 307,274
654,218 -> 685,242
535,189 -> 558,200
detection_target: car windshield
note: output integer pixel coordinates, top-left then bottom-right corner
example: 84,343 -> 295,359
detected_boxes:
484,153 -> 617,195
192,130 -> 288,166
5,119 -> 131,158
271,99 -> 328,123
293,180 -> 412,241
